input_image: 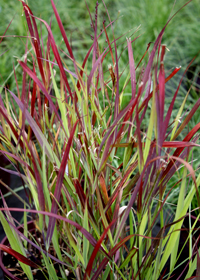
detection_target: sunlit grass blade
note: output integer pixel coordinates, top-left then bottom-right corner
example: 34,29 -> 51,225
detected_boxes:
0,211 -> 33,280
159,171 -> 200,274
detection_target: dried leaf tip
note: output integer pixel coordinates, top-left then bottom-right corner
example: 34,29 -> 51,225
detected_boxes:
23,6 -> 30,14
139,81 -> 144,88
126,37 -> 132,42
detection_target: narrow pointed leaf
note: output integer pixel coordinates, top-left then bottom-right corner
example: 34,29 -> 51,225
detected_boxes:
46,120 -> 78,244
0,244 -> 39,268
84,220 -> 115,279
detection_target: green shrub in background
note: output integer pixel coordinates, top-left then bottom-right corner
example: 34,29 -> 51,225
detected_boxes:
0,0 -> 200,91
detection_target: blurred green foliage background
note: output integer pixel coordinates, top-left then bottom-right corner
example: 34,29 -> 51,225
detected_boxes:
0,0 -> 199,92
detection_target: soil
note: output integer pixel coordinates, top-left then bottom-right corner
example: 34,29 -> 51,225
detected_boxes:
0,171 -> 28,280
1,225 -> 75,280
2,253 -> 46,280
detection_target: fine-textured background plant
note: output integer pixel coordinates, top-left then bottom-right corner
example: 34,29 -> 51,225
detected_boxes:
1,0 -> 200,93
0,0 -> 200,279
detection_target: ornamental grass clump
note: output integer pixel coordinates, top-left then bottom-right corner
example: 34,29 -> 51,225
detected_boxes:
0,0 -> 200,279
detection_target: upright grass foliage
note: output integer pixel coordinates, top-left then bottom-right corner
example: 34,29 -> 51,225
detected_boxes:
0,1 -> 200,279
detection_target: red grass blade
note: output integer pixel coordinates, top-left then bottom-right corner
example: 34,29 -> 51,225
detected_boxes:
91,235 -> 136,280
6,89 -> 53,160
30,64 -> 37,118
22,3 -> 46,86
103,20 -> 115,66
50,0 -> 74,59
161,141 -> 200,148
159,45 -> 166,123
158,45 -> 166,147
46,120 -> 78,244
138,66 -> 181,114
162,122 -> 200,178
28,14 -> 73,99
99,97 -> 137,158
0,15 -> 14,45
164,56 -> 197,135
127,38 -> 136,99
135,106 -> 144,171
83,220 -> 115,279
0,244 -> 39,269
73,179 -> 95,222
104,162 -> 137,215
102,0 -> 119,118
17,61 -> 63,125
